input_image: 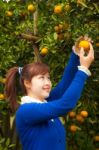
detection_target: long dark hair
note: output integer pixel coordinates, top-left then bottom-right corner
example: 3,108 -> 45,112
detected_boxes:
5,62 -> 50,111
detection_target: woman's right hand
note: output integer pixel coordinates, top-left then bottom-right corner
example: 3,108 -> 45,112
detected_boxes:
72,35 -> 93,56
79,43 -> 94,69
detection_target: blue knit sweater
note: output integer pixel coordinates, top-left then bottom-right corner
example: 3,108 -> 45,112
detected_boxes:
15,52 -> 88,150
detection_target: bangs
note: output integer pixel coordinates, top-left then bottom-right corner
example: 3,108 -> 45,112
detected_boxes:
29,62 -> 50,77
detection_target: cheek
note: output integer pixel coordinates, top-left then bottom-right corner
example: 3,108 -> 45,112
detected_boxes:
49,81 -> 52,89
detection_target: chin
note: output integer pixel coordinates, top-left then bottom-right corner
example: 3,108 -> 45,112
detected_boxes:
43,93 -> 50,99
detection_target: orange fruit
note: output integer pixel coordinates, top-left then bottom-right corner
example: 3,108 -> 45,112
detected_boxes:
58,24 -> 63,30
54,26 -> 60,33
64,4 -> 71,12
0,77 -> 6,83
76,114 -> 84,123
80,110 -> 88,118
2,78 -> 6,84
79,40 -> 90,52
69,111 -> 76,118
0,94 -> 5,100
94,135 -> 99,142
40,47 -> 48,56
54,5 -> 62,14
28,4 -> 36,13
6,11 -> 13,17
70,124 -> 77,132
96,43 -> 99,47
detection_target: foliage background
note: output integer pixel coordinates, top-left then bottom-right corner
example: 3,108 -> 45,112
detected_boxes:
0,0 -> 99,149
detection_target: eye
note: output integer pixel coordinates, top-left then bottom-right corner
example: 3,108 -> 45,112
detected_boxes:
47,76 -> 51,80
39,75 -> 44,79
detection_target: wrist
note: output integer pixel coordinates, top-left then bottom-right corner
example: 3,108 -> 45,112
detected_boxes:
78,65 -> 91,76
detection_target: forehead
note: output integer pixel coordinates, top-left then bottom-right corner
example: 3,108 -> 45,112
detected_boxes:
31,73 -> 50,81
37,73 -> 50,76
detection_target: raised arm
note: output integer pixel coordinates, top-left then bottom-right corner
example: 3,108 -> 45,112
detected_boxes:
47,51 -> 80,101
16,44 -> 94,125
16,70 -> 88,125
16,39 -> 94,126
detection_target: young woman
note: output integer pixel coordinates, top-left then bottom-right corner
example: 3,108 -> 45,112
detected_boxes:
5,40 -> 94,150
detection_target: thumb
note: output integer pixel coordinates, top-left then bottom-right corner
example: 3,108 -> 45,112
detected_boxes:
79,47 -> 85,57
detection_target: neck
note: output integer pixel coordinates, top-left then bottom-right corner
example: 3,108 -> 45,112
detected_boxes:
27,94 -> 45,102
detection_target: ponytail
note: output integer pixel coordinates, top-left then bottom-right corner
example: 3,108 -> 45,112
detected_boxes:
5,67 -> 19,112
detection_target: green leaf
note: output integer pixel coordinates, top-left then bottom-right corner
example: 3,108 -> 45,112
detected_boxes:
8,144 -> 15,148
93,3 -> 99,13
5,138 -> 10,146
0,138 -> 5,144
78,1 -> 88,8
53,32 -> 58,40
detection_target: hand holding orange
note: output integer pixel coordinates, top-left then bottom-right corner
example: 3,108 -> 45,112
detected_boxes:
78,40 -> 90,52
73,35 -> 93,55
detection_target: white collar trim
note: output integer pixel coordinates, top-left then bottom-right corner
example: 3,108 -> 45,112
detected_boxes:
21,96 -> 47,104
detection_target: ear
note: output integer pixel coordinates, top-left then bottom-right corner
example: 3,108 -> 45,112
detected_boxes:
24,80 -> 31,89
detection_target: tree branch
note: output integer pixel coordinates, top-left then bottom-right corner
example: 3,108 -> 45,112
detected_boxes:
32,42 -> 42,63
18,33 -> 39,42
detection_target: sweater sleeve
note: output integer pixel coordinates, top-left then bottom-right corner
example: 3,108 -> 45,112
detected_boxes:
16,71 -> 88,125
47,52 -> 80,101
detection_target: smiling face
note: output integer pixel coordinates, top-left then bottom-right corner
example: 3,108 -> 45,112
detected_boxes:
25,73 -> 52,101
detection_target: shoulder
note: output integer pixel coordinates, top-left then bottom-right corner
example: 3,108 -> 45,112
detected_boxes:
15,102 -> 43,118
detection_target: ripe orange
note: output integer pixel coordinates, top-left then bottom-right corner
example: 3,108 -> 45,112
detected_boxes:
58,24 -> 63,30
54,5 -> 62,14
54,24 -> 63,33
80,110 -> 88,118
6,11 -> 13,17
54,26 -> 60,33
76,114 -> 84,123
94,135 -> 99,142
69,111 -> 76,118
0,77 -> 6,84
40,47 -> 48,56
2,78 -> 6,84
70,124 -> 77,132
79,40 -> 90,52
96,43 -> 99,47
0,94 -> 5,100
28,4 -> 36,13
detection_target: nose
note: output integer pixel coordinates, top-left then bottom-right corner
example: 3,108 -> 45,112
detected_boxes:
44,79 -> 52,88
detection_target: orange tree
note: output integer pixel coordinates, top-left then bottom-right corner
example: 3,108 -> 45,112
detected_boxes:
0,0 -> 99,149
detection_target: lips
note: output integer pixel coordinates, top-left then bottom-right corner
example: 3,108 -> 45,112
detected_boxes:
43,87 -> 51,92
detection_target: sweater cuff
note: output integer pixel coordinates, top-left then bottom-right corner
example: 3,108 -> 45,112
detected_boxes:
78,66 -> 91,76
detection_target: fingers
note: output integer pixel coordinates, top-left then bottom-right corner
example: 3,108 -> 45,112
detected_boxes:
88,43 -> 94,57
74,35 -> 94,58
79,47 -> 85,57
72,46 -> 75,51
84,34 -> 93,43
76,36 -> 83,44
84,34 -> 89,40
